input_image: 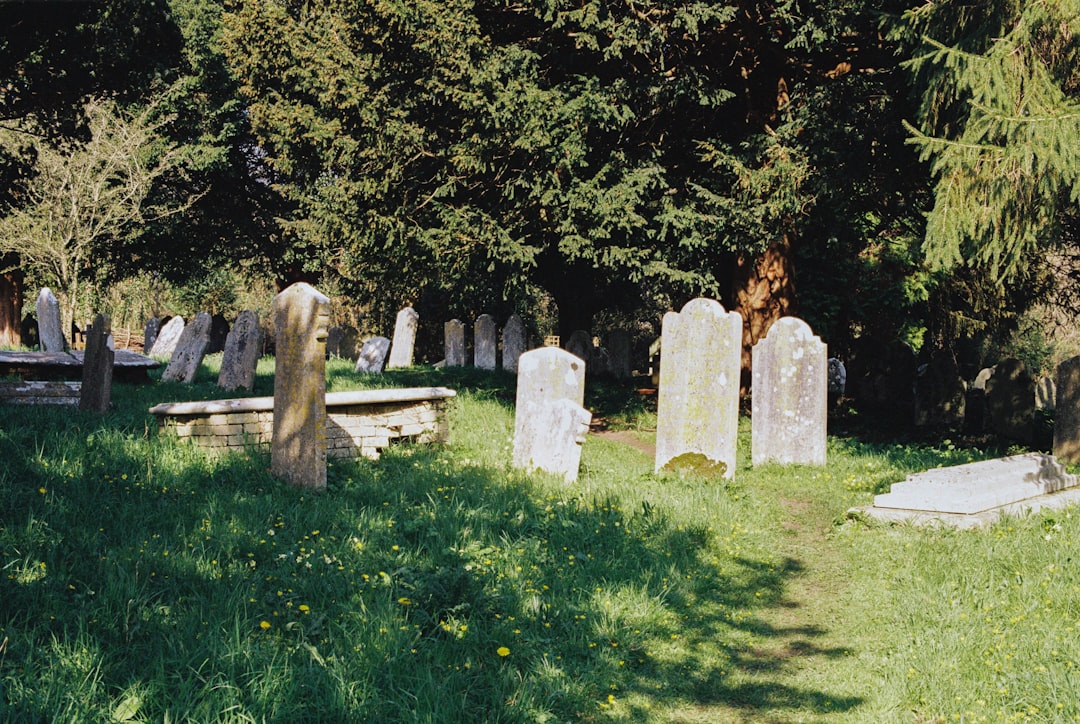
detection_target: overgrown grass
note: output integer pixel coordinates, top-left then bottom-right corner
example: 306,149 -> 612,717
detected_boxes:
1,357 -> 1078,721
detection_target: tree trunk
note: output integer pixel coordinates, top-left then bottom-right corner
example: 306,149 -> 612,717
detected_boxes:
0,255 -> 24,347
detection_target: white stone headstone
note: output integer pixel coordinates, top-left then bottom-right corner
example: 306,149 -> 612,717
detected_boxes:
512,347 -> 591,482
355,336 -> 391,374
149,316 -> 185,358
474,314 -> 497,370
387,307 -> 419,369
445,319 -> 466,367
35,288 -> 64,352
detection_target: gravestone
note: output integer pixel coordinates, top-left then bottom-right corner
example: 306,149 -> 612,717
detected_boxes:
751,317 -> 827,466
827,358 -> 846,399
218,310 -> 262,392
1036,375 -> 1056,411
149,316 -> 185,358
79,313 -> 113,413
272,282 -> 330,489
340,326 -> 359,360
474,314 -> 497,370
502,314 -> 526,373
444,319 -> 466,367
326,326 -> 346,358
985,358 -> 1035,444
162,312 -> 212,383
1054,356 -> 1080,463
973,367 -> 994,391
36,288 -> 64,352
565,330 -> 593,365
355,336 -> 391,374
512,347 -> 591,483
607,329 -> 632,379
208,314 -> 229,354
913,353 -> 967,432
143,317 -> 161,355
387,307 -> 419,369
655,298 -> 742,477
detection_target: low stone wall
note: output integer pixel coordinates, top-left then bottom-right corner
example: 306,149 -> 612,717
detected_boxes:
149,387 -> 455,459
0,380 -> 81,405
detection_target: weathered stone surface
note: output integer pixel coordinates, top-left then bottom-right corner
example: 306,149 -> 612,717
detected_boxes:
502,314 -> 526,373
512,347 -> 590,482
218,310 -> 262,392
149,316 -> 185,358
271,282 -> 330,489
444,319 -> 466,367
355,337 -> 391,374
751,317 -> 826,466
985,358 -> 1035,444
474,314 -> 497,370
161,312 -> 212,383
35,288 -> 64,352
143,317 -> 161,355
827,358 -> 846,398
1036,375 -> 1056,411
565,330 -> 593,365
913,353 -> 967,432
387,307 -> 419,369
607,329 -> 632,379
655,298 -> 742,477
1054,356 -> 1080,463
79,313 -> 113,413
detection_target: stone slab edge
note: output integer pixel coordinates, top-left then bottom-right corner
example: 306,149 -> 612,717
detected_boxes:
150,386 -> 456,416
848,487 -> 1080,530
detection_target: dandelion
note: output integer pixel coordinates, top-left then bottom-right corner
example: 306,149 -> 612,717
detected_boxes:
299,604 -> 311,614
259,621 -> 271,630
497,646 -> 510,657
38,487 -> 46,494
398,597 -> 412,606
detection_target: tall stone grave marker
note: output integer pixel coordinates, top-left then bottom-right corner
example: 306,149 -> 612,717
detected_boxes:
474,314 -> 497,370
1055,356 -> 1080,463
985,358 -> 1035,444
143,317 -> 161,354
272,282 -> 330,489
79,313 -> 113,413
751,317 -> 827,466
607,329 -> 632,379
502,314 -> 526,373
161,312 -> 212,383
149,316 -> 185,358
513,347 -> 591,483
565,330 -> 593,365
445,319 -> 466,367
355,336 -> 391,373
387,306 -> 419,368
655,298 -> 742,478
218,310 -> 262,392
36,288 -> 64,352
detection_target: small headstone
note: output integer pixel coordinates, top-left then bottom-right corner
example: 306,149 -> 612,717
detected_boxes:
271,282 -> 330,489
355,336 -> 391,374
208,314 -> 229,354
655,298 -> 742,478
79,313 -> 113,413
1054,356 -> 1080,463
827,358 -> 846,398
913,353 -> 967,432
985,358 -> 1035,444
1036,375 -> 1056,411
143,317 -> 161,354
565,330 -> 593,365
474,314 -> 497,370
502,314 -> 527,373
149,316 -> 185,358
444,319 -> 466,367
218,310 -> 262,392
751,317 -> 827,466
340,326 -> 359,360
326,326 -> 346,357
161,312 -> 212,383
607,329 -> 632,379
35,288 -> 64,352
387,307 -> 419,369
512,347 -> 591,482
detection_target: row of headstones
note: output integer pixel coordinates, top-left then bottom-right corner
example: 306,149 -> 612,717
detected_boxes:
145,312 -> 262,392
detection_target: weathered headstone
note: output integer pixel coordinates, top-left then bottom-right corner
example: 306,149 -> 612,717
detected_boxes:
326,326 -> 346,358
655,298 -> 742,477
607,329 -> 632,379
162,312 -> 212,383
1054,356 -> 1080,463
751,317 -> 827,466
444,319 -> 466,367
143,317 -> 161,355
218,310 -> 262,392
208,314 -> 229,354
913,353 -> 967,432
387,307 -> 419,369
502,314 -> 526,373
565,330 -> 593,365
827,358 -> 846,399
1036,375 -> 1056,411
79,313 -> 113,413
35,288 -> 64,352
271,282 -> 330,489
474,314 -> 497,370
985,358 -> 1035,444
149,316 -> 185,358
340,326 -> 359,360
355,336 -> 391,374
512,347 -> 591,482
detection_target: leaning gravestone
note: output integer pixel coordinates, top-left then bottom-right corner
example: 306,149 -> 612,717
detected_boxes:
913,353 -> 967,432
272,282 -> 330,489
512,347 -> 591,483
79,313 -> 114,413
149,316 -> 185,358
387,307 -> 419,369
565,330 -> 593,365
985,358 -> 1035,444
751,317 -> 827,466
607,329 -> 632,380
162,312 -> 212,383
218,310 -> 262,392
474,314 -> 497,370
143,317 -> 161,355
655,298 -> 742,478
36,288 -> 64,352
355,336 -> 391,374
502,314 -> 526,373
444,319 -> 466,367
1054,356 -> 1080,464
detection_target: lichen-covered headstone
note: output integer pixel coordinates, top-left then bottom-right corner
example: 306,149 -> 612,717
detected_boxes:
387,307 -> 419,369
512,347 -> 591,482
445,319 -> 466,367
79,313 -> 113,413
143,317 -> 161,355
1054,356 -> 1080,463
985,358 -> 1035,444
161,312 -> 212,383
655,298 -> 742,478
355,336 -> 391,374
502,314 -> 526,373
565,330 -> 593,365
827,358 -> 846,399
36,288 -> 64,352
218,310 -> 262,392
474,314 -> 497,370
272,283 -> 330,489
149,316 -> 185,358
607,329 -> 632,379
751,317 -> 827,466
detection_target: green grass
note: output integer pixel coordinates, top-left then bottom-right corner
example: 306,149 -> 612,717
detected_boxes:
1,357 -> 1079,721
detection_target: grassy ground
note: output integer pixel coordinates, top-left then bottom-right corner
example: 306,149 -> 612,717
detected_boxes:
1,357 -> 1078,722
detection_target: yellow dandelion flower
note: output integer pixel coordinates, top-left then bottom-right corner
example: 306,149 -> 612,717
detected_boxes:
398,597 -> 412,606
299,604 -> 311,614
259,621 -> 271,630
38,487 -> 46,494
497,646 -> 510,657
